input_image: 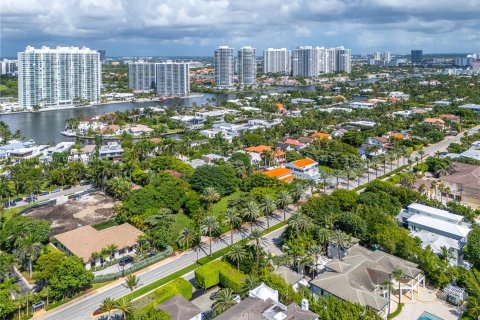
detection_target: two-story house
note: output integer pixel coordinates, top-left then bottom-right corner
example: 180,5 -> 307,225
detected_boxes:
285,158 -> 320,181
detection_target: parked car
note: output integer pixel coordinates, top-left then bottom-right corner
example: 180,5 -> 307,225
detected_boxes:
63,185 -> 72,190
119,256 -> 133,267
13,198 -> 23,203
52,188 -> 60,193
80,181 -> 90,186
39,191 -> 49,196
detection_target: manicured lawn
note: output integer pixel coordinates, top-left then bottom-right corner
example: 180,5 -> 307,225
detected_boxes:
172,212 -> 193,235
210,190 -> 241,219
2,204 -> 34,220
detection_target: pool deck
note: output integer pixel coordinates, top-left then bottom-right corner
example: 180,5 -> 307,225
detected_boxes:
392,286 -> 465,320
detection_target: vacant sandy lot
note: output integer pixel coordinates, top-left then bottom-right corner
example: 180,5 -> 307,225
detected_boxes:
26,192 -> 119,235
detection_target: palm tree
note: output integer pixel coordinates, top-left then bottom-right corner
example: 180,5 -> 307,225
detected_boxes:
332,169 -> 343,188
200,215 -> 220,256
241,275 -> 260,298
392,269 -> 404,304
371,158 -> 380,179
177,226 -> 196,249
329,230 -> 351,260
100,297 -> 117,319
290,183 -> 305,204
343,165 -> 352,190
214,288 -> 237,315
202,187 -> 220,213
105,244 -> 118,265
145,208 -> 173,229
383,279 -> 394,315
288,212 -> 311,234
223,208 -> 242,245
467,297 -> 480,319
318,169 -> 332,193
431,180 -> 438,200
226,244 -> 248,270
249,228 -> 267,269
15,234 -> 43,278
309,245 -> 324,278
276,190 -> 292,221
243,201 -> 260,232
124,274 -> 139,296
438,246 -> 454,262
438,182 -> 446,203
419,149 -> 425,162
316,228 -> 331,257
115,297 -> 133,320
259,195 -> 276,229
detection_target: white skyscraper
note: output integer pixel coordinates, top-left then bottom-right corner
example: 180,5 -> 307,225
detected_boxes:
336,47 -> 352,73
128,61 -> 157,91
263,48 -> 291,74
128,61 -> 190,96
214,46 -> 234,86
292,46 -> 321,77
237,46 -> 256,85
383,51 -> 391,63
18,46 -> 101,109
0,59 -> 17,75
373,52 -> 381,61
155,62 -> 190,96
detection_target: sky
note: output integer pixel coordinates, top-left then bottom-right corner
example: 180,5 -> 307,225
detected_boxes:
1,0 -> 479,58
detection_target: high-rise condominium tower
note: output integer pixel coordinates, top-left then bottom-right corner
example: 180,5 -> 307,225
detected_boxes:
373,52 -> 381,61
336,47 -> 351,73
128,61 -> 157,91
155,62 -> 190,96
214,46 -> 234,86
263,48 -> 291,74
292,46 -> 320,77
237,46 -> 257,85
383,51 -> 391,63
128,61 -> 190,96
18,46 -> 101,109
411,50 -> 423,63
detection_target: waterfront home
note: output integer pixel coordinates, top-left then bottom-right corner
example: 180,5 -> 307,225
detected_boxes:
171,115 -> 205,127
123,124 -> 154,136
53,223 -> 144,270
69,145 -> 95,164
194,109 -> 240,122
214,283 -> 318,320
77,120 -> 106,134
99,142 -> 124,161
40,142 -> 75,162
285,158 -> 320,181
397,203 -> 471,266
310,245 -> 425,319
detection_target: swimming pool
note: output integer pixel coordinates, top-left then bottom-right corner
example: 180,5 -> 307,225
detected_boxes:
417,311 -> 443,320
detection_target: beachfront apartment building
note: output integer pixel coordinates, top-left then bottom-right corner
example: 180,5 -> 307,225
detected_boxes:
18,46 -> 101,109
237,46 -> 256,85
214,46 -> 234,87
263,48 -> 291,74
128,61 -> 190,96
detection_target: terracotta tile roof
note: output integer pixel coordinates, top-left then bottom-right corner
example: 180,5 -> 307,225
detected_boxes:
424,117 -> 445,124
245,145 -> 285,157
150,138 -> 161,143
310,132 -> 332,140
54,223 -> 143,263
284,138 -> 304,146
276,103 -> 286,110
373,136 -> 389,143
290,158 -> 317,168
263,167 -> 293,181
388,133 -> 405,139
440,114 -> 460,120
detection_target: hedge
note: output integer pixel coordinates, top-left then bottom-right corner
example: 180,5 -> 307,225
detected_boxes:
194,260 -> 245,292
387,303 -> 404,319
132,278 -> 193,311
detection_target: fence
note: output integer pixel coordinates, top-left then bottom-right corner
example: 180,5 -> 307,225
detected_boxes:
93,247 -> 173,283
67,187 -> 98,200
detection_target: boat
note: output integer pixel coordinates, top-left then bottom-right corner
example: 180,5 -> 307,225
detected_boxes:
60,130 -> 77,137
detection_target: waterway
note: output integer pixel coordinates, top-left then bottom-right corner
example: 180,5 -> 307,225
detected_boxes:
0,86 -> 318,144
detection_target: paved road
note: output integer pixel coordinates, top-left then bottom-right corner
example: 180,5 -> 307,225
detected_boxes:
334,126 -> 480,192
38,210 -> 292,320
6,184 -> 92,208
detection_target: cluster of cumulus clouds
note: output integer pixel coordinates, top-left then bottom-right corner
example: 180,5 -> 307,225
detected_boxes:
1,0 -> 479,55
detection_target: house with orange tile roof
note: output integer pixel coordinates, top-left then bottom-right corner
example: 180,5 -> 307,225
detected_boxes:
387,132 -> 410,140
275,103 -> 286,113
245,145 -> 286,166
262,167 -> 294,182
423,117 -> 446,129
283,138 -> 306,150
310,132 -> 332,140
285,157 -> 320,181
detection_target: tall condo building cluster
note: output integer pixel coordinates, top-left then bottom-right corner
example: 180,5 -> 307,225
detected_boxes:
18,46 -> 101,109
214,45 -> 351,86
128,61 -> 190,96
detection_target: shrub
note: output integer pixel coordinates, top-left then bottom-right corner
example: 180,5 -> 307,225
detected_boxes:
219,265 -> 245,292
194,260 -> 245,291
413,163 -> 428,173
153,278 -> 193,303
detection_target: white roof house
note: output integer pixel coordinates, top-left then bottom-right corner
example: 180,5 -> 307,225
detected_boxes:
407,215 -> 471,240
406,203 -> 464,224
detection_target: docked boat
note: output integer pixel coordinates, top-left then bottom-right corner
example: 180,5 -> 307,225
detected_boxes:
60,130 -> 77,137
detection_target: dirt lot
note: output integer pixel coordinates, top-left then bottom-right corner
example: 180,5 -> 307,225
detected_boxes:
26,192 -> 119,235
